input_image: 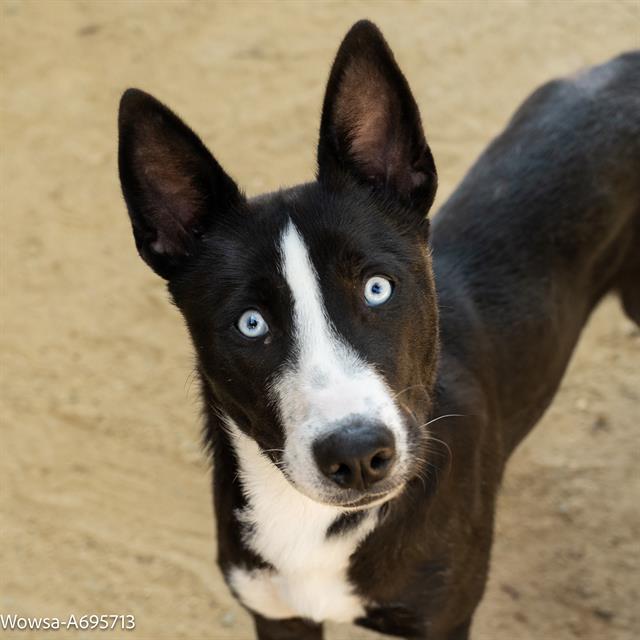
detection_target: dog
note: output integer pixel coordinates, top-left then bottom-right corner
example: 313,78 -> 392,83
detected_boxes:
117,20 -> 640,640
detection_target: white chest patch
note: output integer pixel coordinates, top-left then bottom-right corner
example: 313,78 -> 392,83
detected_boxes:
226,420 -> 378,623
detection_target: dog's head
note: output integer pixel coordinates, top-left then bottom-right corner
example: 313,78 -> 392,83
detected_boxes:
118,21 -> 439,508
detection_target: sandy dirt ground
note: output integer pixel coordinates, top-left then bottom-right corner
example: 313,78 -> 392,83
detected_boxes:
1,1 -> 639,639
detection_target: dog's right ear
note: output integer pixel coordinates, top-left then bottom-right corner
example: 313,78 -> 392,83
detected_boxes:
118,89 -> 243,279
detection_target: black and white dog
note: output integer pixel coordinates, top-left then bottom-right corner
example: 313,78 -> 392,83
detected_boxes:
118,20 -> 639,640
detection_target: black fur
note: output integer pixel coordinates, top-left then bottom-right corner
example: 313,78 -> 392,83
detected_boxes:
118,19 -> 640,640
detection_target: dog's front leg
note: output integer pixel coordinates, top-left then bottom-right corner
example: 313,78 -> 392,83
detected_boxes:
252,614 -> 323,640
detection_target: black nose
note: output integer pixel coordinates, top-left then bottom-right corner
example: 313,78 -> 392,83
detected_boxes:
313,421 -> 396,491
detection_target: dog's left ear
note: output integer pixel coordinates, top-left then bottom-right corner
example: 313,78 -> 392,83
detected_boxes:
317,20 -> 436,213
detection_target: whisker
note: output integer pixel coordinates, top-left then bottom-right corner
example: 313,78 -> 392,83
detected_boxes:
425,435 -> 453,465
184,366 -> 198,396
422,413 -> 466,428
392,384 -> 427,401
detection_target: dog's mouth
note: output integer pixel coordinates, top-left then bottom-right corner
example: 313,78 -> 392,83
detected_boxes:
336,485 -> 405,509
275,460 -> 407,510
304,483 -> 404,510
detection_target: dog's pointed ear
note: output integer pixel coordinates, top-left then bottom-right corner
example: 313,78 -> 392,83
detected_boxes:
118,89 -> 243,279
317,21 -> 436,212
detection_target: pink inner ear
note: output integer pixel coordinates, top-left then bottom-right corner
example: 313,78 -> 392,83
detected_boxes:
334,58 -> 404,182
134,121 -> 204,255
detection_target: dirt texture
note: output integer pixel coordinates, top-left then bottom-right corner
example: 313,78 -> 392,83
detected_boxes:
1,1 -> 638,639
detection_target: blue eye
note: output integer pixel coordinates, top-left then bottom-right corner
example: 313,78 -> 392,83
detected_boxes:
364,276 -> 393,307
237,309 -> 269,338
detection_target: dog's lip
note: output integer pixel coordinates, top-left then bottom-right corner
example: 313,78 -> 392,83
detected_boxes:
327,481 -> 406,509
288,474 -> 403,509
339,492 -> 391,508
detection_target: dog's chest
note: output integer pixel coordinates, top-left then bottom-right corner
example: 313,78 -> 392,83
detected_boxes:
227,425 -> 377,623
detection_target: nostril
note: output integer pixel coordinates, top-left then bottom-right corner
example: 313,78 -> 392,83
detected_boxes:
370,451 -> 391,471
330,463 -> 353,486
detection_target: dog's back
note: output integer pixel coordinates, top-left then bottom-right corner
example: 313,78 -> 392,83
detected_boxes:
434,51 -> 639,284
432,51 -> 640,452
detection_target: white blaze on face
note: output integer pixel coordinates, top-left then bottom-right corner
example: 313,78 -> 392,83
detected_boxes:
272,220 -> 408,501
